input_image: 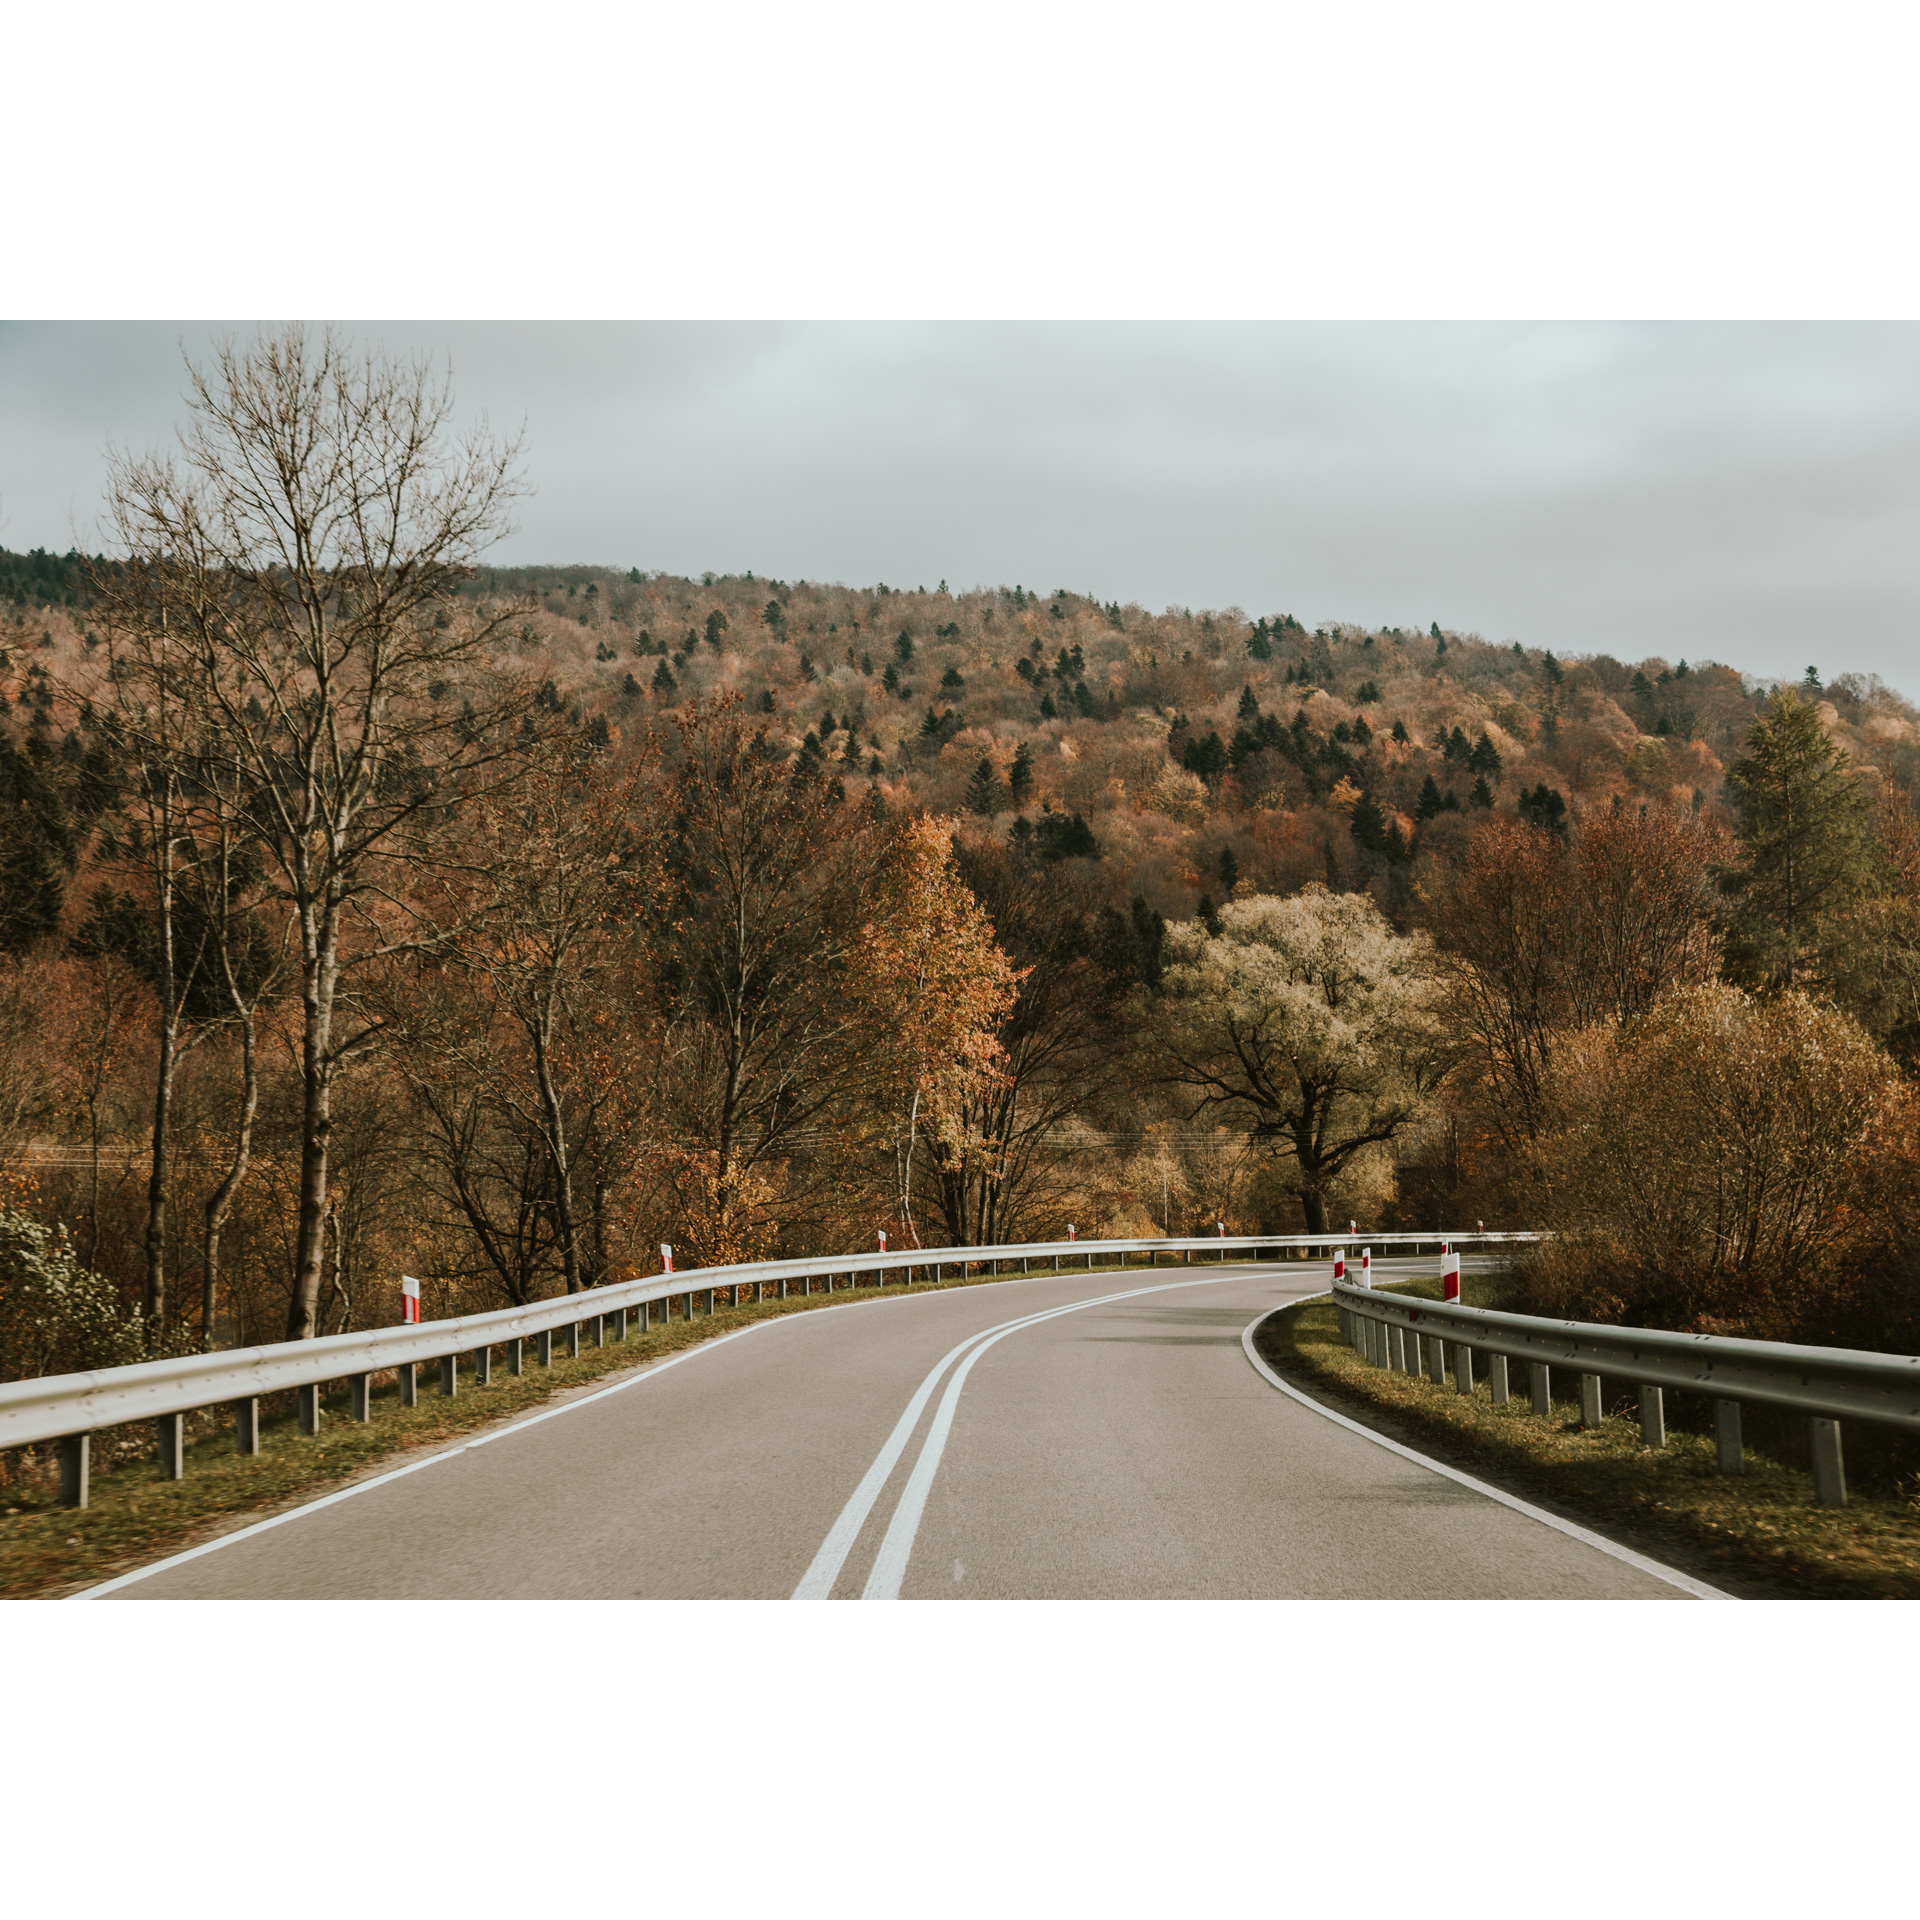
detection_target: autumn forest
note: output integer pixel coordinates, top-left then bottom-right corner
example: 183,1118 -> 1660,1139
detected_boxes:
5,332 -> 1920,1422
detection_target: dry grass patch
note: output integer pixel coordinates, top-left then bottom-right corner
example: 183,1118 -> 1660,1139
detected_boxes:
1255,1275 -> 1920,1600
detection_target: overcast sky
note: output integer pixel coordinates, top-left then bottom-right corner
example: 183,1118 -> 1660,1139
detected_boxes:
4,320 -> 1916,695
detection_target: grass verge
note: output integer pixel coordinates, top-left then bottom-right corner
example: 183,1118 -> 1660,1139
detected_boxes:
1253,1274 -> 1920,1600
2,1258 -> 1152,1601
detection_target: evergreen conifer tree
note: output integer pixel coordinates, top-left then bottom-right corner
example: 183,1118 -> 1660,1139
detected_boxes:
964,757 -> 1005,817
1722,687 -> 1871,986
1008,741 -> 1034,805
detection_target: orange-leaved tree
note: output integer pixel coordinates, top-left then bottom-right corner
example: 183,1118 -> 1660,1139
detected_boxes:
851,815 -> 1023,1248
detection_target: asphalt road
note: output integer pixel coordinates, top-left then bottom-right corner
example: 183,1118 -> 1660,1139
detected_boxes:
94,1259 -> 1709,1601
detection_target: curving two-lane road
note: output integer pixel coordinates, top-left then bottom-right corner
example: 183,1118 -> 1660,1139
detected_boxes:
85,1259 -> 1715,1601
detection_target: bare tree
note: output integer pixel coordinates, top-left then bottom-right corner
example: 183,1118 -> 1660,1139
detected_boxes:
647,697 -> 891,1254
407,747 -> 663,1295
96,326 -> 542,1338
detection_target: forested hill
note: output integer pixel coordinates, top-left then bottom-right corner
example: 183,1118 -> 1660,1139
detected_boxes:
6,548 -> 1919,931
457,562 -> 1919,918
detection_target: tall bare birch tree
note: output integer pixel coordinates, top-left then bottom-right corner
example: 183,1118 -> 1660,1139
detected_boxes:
96,326 -> 539,1338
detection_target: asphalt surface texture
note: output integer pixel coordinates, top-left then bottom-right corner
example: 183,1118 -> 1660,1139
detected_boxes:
94,1258 -> 1703,1600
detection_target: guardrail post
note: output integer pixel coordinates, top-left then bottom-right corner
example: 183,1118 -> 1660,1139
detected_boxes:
235,1398 -> 261,1453
399,1364 -> 418,1407
590,1314 -> 604,1349
778,1276 -> 788,1300
1810,1419 -> 1847,1506
58,1433 -> 89,1508
1714,1399 -> 1742,1472
1489,1353 -> 1509,1404
1529,1364 -> 1550,1416
616,1307 -> 629,1340
350,1374 -> 372,1422
156,1412 -> 185,1478
441,1355 -> 458,1397
509,1338 -> 524,1376
475,1346 -> 492,1385
684,1290 -> 694,1317
1638,1385 -> 1664,1447
1579,1372 -> 1603,1430
1453,1342 -> 1474,1394
537,1330 -> 553,1367
704,1289 -> 715,1317
1426,1334 -> 1447,1384
299,1384 -> 323,1433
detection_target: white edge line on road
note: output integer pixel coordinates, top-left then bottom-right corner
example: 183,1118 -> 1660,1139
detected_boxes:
68,1319 -> 783,1600
1239,1305 -> 1734,1602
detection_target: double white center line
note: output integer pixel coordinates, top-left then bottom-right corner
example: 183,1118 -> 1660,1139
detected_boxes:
791,1269 -> 1302,1601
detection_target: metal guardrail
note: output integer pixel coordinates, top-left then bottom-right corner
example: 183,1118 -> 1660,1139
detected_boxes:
4,1229 -> 1533,1506
1332,1277 -> 1920,1509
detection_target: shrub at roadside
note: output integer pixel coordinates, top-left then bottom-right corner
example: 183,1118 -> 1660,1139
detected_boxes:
1516,983 -> 1911,1344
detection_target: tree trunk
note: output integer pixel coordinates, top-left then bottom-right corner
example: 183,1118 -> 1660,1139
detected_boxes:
287,924 -> 339,1338
145,1000 -> 176,1333
1301,1186 -> 1330,1237
203,1010 -> 258,1352
532,1018 -> 581,1293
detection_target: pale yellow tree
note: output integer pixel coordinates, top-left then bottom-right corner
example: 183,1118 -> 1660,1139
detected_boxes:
1155,884 -> 1449,1234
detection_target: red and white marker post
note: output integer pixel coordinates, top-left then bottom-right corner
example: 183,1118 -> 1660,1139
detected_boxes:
400,1274 -> 421,1325
660,1243 -> 673,1274
877,1229 -> 887,1254
1441,1246 -> 1462,1303
1333,1249 -> 1346,1285
1067,1223 -> 1076,1242
1360,1247 -> 1372,1287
